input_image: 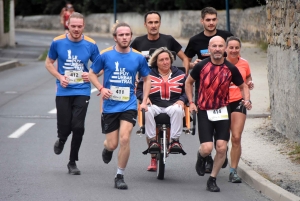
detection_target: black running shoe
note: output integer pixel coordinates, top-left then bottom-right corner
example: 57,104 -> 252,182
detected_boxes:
54,139 -> 65,155
222,146 -> 228,168
114,174 -> 128,190
206,177 -> 220,192
67,162 -> 81,175
205,155 -> 213,173
102,148 -> 113,164
195,151 -> 206,176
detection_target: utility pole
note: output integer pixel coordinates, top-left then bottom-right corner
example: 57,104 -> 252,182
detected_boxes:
114,0 -> 117,23
225,0 -> 230,32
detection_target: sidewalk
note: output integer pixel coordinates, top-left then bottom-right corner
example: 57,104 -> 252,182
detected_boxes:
1,29 -> 300,201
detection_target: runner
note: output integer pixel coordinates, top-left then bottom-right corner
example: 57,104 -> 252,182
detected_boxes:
226,36 -> 254,183
89,22 -> 151,190
45,12 -> 100,175
184,7 -> 233,173
185,36 -> 252,192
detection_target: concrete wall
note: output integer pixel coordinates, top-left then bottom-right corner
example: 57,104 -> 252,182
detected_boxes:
15,6 -> 266,42
266,0 -> 300,143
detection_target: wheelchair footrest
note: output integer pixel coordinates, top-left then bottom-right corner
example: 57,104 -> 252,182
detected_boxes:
168,148 -> 187,155
142,148 -> 160,155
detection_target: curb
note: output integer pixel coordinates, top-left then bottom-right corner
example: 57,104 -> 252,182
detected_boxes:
0,60 -> 20,72
238,160 -> 300,201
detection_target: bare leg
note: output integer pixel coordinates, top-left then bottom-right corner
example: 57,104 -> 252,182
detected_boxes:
230,112 -> 246,169
211,140 -> 227,177
118,120 -> 133,169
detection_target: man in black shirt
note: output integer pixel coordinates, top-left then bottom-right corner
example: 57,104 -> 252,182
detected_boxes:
131,11 -> 189,172
131,11 -> 189,74
184,7 -> 233,174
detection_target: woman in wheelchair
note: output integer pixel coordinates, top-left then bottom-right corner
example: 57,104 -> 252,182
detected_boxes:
136,47 -> 188,171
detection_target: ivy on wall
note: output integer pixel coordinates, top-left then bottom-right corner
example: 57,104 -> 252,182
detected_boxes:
4,0 -> 10,33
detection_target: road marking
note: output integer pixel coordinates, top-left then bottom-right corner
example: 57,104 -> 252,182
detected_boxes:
48,108 -> 57,114
8,123 -> 35,138
48,88 -> 98,114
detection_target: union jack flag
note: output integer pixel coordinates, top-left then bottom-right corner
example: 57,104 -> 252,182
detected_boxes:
150,74 -> 185,100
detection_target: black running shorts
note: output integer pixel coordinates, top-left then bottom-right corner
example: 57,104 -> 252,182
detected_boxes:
229,99 -> 247,115
101,110 -> 137,134
197,105 -> 231,143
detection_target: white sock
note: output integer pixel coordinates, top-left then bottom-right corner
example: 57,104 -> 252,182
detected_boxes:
116,167 -> 125,175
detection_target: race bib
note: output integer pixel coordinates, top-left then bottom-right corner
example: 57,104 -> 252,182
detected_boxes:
207,106 -> 229,121
65,70 -> 83,84
110,86 -> 130,102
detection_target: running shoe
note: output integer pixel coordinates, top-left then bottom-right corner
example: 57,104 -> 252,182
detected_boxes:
205,155 -> 213,173
229,171 -> 242,183
206,176 -> 220,192
147,157 -> 157,171
195,151 -> 206,176
102,148 -> 113,164
54,139 -> 65,155
67,161 -> 81,175
114,174 -> 128,190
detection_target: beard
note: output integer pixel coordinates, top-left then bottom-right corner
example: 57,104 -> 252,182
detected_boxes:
69,30 -> 82,40
204,26 -> 216,33
117,41 -> 130,49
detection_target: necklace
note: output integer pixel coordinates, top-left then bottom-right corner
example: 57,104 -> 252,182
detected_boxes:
159,70 -> 171,77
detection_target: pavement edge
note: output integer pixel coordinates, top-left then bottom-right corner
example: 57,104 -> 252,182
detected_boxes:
238,160 -> 300,201
0,60 -> 20,72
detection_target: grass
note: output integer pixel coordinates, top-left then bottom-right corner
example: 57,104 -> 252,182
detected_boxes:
38,49 -> 48,61
258,40 -> 268,52
288,143 -> 300,163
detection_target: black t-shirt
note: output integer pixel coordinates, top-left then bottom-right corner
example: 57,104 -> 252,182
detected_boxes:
131,33 -> 182,59
184,29 -> 233,60
185,29 -> 233,102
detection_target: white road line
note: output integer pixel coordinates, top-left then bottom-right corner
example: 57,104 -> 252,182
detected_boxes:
48,108 -> 57,114
8,123 -> 36,138
48,88 -> 98,114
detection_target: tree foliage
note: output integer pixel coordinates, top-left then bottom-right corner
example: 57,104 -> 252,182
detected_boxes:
15,0 -> 266,16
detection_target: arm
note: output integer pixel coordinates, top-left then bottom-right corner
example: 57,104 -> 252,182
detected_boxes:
185,75 -> 197,112
238,83 -> 252,110
246,74 -> 254,90
140,75 -> 151,111
177,50 -> 190,74
88,68 -> 111,97
45,56 -> 68,88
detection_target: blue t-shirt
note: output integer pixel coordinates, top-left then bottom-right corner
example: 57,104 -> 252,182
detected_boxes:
91,46 -> 150,113
48,34 -> 100,96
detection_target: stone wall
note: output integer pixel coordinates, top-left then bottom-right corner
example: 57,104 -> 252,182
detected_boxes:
15,6 -> 267,42
266,0 -> 300,143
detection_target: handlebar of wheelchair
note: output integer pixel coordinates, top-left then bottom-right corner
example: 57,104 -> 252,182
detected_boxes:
191,110 -> 196,135
141,108 -> 145,134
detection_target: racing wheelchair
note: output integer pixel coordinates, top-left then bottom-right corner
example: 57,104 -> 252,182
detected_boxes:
136,48 -> 196,180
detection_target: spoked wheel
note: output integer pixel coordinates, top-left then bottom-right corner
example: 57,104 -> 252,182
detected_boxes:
156,152 -> 165,180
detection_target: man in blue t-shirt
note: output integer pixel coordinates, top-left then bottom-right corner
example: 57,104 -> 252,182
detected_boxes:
45,12 -> 99,175
89,22 -> 151,190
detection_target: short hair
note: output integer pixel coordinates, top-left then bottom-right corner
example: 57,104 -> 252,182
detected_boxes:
111,21 -> 132,36
144,11 -> 161,23
68,12 -> 84,23
148,47 -> 174,67
201,7 -> 218,19
226,36 -> 242,48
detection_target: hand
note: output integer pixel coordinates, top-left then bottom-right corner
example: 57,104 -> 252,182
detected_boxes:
140,102 -> 148,112
174,100 -> 184,109
189,102 -> 198,113
101,88 -> 113,99
247,81 -> 254,90
60,75 -> 69,88
82,72 -> 89,82
191,59 -> 201,68
146,98 -> 152,105
242,100 -> 252,110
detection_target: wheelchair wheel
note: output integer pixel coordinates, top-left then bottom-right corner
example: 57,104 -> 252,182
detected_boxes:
156,153 -> 165,180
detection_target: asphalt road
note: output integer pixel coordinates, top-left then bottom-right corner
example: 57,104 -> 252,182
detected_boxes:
0,30 -> 270,201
